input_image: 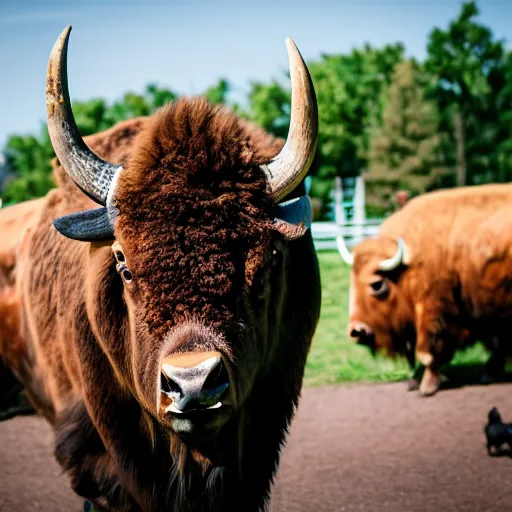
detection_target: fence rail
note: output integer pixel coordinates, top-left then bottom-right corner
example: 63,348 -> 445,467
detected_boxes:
311,220 -> 382,251
313,175 -> 386,254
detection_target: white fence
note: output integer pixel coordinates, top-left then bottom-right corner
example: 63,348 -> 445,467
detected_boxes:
311,220 -> 381,251
311,175 -> 384,253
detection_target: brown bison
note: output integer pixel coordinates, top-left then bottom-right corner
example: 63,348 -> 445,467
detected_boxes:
339,184 -> 512,396
0,199 -> 44,418
0,26 -> 320,511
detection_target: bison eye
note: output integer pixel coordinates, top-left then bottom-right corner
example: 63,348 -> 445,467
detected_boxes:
369,279 -> 389,298
114,250 -> 126,263
116,263 -> 133,284
121,268 -> 133,283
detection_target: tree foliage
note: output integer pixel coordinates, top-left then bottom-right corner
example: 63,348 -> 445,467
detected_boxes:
245,80 -> 291,140
306,44 -> 405,210
2,1 -> 512,218
366,60 -> 447,213
202,78 -> 230,106
424,1 -> 507,186
2,129 -> 55,203
2,84 -> 178,203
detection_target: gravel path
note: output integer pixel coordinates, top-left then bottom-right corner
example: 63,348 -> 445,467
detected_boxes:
1,382 -> 511,512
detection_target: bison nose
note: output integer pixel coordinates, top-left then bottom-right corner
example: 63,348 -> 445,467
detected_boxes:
348,321 -> 373,339
160,352 -> 229,414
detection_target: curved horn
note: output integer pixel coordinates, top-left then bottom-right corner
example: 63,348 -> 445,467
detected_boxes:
337,236 -> 354,265
262,38 -> 318,201
46,26 -> 121,206
378,238 -> 407,272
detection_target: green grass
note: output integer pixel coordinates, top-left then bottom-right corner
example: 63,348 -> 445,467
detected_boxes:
303,251 -> 490,387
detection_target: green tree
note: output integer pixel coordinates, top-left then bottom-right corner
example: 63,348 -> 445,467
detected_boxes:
425,1 -> 506,186
305,44 -> 404,215
203,79 -> 230,106
2,128 -> 55,204
71,98 -> 111,135
2,84 -> 178,203
145,83 -> 177,110
245,80 -> 291,139
308,43 -> 404,174
493,50 -> 512,182
243,44 -> 404,217
366,60 -> 446,213
104,84 -> 178,126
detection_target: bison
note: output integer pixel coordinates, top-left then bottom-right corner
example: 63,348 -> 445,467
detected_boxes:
339,184 -> 512,396
0,26 -> 320,511
0,198 -> 45,417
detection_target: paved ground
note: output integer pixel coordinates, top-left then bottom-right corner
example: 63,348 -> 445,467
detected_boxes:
1,382 -> 511,511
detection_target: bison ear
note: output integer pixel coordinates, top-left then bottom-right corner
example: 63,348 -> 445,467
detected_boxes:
274,196 -> 312,241
53,207 -> 115,241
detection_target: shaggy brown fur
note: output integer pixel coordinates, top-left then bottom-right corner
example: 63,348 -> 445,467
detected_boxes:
115,100 -> 276,338
0,98 -> 321,511
348,183 -> 512,396
0,199 -> 46,417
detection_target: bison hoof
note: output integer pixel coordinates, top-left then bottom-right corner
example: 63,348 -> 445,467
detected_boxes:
407,378 -> 420,391
418,368 -> 441,397
419,385 -> 439,397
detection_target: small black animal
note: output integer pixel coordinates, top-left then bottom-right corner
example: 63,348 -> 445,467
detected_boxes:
485,407 -> 512,455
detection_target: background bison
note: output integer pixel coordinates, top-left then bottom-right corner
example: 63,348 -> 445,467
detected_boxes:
0,26 -> 320,511
341,184 -> 512,396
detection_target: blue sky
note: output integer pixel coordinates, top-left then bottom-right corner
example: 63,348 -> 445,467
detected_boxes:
0,0 -> 511,148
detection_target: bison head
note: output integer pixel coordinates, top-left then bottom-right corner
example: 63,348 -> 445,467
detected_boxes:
45,27 -> 318,441
339,236 -> 413,355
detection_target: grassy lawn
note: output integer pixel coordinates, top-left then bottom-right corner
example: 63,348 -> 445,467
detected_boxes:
304,251 -> 490,387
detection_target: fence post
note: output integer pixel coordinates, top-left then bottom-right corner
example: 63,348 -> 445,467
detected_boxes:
353,175 -> 366,244
334,176 -> 345,225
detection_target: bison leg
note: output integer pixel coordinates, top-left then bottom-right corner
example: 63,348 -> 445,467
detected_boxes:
404,340 -> 422,391
0,293 -> 35,420
55,401 -> 140,511
407,378 -> 420,392
418,365 -> 441,397
407,366 -> 423,392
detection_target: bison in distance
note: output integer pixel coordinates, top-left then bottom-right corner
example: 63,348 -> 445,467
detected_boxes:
0,26 -> 321,512
341,184 -> 512,396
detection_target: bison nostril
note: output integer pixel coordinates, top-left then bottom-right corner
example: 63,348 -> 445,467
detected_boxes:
161,372 -> 181,395
202,360 -> 228,393
160,353 -> 230,413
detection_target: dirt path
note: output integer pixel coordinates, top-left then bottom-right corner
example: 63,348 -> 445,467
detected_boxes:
1,382 -> 511,511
